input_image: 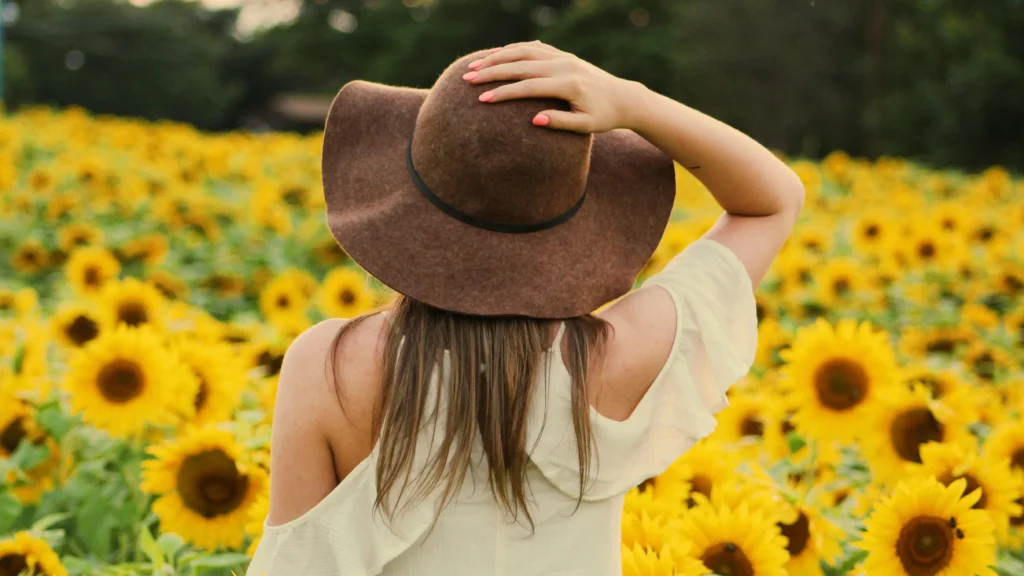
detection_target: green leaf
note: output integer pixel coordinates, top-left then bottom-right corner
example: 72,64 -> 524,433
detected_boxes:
0,491 -> 22,533
37,403 -> 75,440
157,532 -> 185,561
31,512 -> 72,532
77,497 -> 117,559
10,343 -> 25,375
786,431 -> 806,454
186,552 -> 251,570
139,526 -> 165,569
11,441 -> 50,471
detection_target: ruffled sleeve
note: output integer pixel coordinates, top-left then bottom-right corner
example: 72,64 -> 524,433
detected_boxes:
526,238 -> 757,501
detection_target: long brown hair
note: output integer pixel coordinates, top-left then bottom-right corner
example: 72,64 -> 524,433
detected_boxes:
327,295 -> 611,528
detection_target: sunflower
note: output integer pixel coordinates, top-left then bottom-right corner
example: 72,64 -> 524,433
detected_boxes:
621,541 -> 710,576
773,250 -> 816,295
117,233 -> 169,266
961,341 -> 1012,383
51,303 -> 103,348
57,222 -> 103,253
0,531 -> 68,576
781,319 -> 899,444
755,318 -> 790,370
97,277 -> 167,331
7,325 -> 50,395
63,325 -> 195,437
173,340 -> 245,426
0,287 -> 38,318
858,476 -> 997,576
777,503 -> 845,576
245,491 -> 269,557
861,384 -> 974,485
146,269 -> 188,301
990,261 -> 1024,300
259,273 -> 309,322
65,246 -> 120,296
900,363 -> 966,401
12,239 -> 49,275
930,201 -> 972,235
709,390 -> 767,455
622,510 -> 683,553
203,273 -> 246,298
312,234 -> 349,266
898,324 -> 974,360
0,387 -> 62,505
664,440 -> 741,508
851,209 -> 893,255
141,427 -> 268,551
911,442 -> 1023,539
903,220 -> 967,271
790,226 -> 831,256
812,257 -> 866,308
318,267 -> 375,319
624,483 -> 691,523
28,165 -> 57,193
678,501 -> 789,576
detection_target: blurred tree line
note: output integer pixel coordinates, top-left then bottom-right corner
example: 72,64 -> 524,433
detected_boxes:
5,0 -> 1024,170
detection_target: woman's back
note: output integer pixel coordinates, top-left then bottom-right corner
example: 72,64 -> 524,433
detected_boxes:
249,239 -> 761,575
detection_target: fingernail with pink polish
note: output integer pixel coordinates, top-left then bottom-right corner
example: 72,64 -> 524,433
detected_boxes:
532,114 -> 550,126
468,59 -> 483,69
479,91 -> 495,102
462,71 -> 478,81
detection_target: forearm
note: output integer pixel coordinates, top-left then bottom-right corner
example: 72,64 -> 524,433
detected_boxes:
622,84 -> 804,218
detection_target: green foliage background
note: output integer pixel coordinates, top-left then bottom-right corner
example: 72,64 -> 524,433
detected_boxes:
5,0 -> 1024,170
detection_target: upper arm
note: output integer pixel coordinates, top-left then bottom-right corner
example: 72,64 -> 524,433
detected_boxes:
593,207 -> 793,422
702,201 -> 802,288
265,319 -> 348,527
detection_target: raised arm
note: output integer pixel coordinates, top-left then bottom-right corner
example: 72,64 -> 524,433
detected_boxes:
466,41 -> 801,420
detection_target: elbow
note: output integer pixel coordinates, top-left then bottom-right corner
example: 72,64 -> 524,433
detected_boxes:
781,166 -> 806,220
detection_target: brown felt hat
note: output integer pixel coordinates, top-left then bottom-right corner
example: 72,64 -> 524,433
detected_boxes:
322,49 -> 675,319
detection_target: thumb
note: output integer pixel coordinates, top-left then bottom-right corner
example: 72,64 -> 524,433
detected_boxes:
532,110 -> 591,133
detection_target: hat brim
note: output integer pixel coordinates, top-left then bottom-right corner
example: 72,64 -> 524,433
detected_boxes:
321,80 -> 675,318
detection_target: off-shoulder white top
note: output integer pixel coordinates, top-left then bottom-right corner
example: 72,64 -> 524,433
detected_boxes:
247,239 -> 757,576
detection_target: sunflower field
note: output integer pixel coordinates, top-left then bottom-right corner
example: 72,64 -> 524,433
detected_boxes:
1,106 -> 1024,576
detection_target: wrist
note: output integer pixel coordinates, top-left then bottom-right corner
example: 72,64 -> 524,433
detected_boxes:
615,80 -> 656,132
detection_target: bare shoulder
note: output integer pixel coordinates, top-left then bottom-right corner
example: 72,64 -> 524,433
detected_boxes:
587,285 -> 676,422
266,314 -> 388,526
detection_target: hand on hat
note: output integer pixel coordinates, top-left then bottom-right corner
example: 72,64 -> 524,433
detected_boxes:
461,41 -> 643,135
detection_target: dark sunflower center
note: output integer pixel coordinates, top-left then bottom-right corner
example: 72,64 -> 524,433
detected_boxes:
813,358 -> 868,411
66,314 -> 99,346
865,224 -> 880,238
926,338 -> 957,355
781,418 -> 796,436
117,301 -> 149,327
897,516 -> 954,575
779,512 -> 811,557
890,408 -> 944,463
739,416 -> 764,437
275,295 -> 290,309
701,542 -> 754,576
940,218 -> 955,231
1011,497 -> 1024,527
22,249 -> 41,265
918,242 -> 936,259
0,554 -> 29,576
833,488 -> 851,505
193,374 -> 209,412
917,377 -> 944,398
755,303 -> 766,323
971,353 -> 996,381
977,227 -> 995,242
1004,275 -> 1024,294
340,289 -> 356,306
257,351 -> 284,377
637,477 -> 656,493
97,359 -> 145,403
177,449 -> 249,518
833,278 -> 851,296
0,295 -> 12,311
686,473 -> 713,507
1011,449 -> 1024,472
938,473 -> 986,510
84,266 -> 100,287
0,418 -> 28,455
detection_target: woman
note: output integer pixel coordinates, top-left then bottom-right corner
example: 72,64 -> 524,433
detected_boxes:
248,42 -> 803,575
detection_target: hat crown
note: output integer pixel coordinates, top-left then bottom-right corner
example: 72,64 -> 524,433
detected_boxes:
410,53 -> 593,227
